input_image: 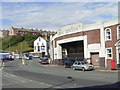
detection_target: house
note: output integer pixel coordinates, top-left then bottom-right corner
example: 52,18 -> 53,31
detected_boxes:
34,37 -> 49,57
8,26 -> 56,40
0,30 -> 9,37
50,18 -> 120,69
9,26 -> 40,36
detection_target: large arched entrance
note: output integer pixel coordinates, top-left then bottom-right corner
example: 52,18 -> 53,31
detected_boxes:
60,40 -> 84,61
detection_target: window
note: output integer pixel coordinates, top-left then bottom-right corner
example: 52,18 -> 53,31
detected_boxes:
41,46 -> 45,50
39,38 -> 41,41
74,62 -> 77,65
37,42 -> 39,46
38,46 -> 40,51
105,28 -> 112,41
78,62 -> 81,65
117,25 -> 120,39
106,48 -> 112,59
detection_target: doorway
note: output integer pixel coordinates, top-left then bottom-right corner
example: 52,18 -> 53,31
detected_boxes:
91,53 -> 99,68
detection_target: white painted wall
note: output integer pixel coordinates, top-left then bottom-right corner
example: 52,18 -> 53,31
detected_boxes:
34,37 -> 48,55
0,31 -> 3,37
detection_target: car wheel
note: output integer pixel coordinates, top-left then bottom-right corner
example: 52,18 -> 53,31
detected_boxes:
72,67 -> 76,70
82,67 -> 85,71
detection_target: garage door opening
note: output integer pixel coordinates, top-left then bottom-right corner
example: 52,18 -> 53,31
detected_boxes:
60,40 -> 84,61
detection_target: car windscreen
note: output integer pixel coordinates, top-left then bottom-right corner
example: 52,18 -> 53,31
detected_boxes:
41,59 -> 48,61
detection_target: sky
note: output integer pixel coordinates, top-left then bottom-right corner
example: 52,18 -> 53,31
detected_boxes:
0,1 -> 118,31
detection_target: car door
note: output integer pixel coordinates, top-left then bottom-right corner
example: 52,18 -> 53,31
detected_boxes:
73,62 -> 78,69
77,62 -> 82,69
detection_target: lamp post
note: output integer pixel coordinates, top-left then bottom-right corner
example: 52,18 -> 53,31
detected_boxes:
9,43 -> 10,53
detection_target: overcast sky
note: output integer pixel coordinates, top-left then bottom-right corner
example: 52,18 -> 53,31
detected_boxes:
0,1 -> 118,31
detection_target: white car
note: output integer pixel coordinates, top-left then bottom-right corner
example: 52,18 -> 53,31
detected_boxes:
71,61 -> 94,71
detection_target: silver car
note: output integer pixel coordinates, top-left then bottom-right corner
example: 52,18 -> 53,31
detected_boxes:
71,61 -> 94,71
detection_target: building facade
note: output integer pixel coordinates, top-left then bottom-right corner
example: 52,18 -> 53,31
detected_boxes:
9,26 -> 56,40
34,37 -> 49,57
50,19 -> 120,68
0,30 -> 9,37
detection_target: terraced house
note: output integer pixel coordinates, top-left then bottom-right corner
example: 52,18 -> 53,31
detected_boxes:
9,26 -> 56,40
50,19 -> 120,69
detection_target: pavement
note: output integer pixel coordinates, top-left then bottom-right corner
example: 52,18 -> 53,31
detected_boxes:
42,64 -> 119,73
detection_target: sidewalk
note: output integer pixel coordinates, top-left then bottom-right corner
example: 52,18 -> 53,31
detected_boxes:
95,67 -> 119,73
43,64 -> 119,73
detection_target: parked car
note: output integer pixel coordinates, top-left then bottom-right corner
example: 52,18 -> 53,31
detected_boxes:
25,56 -> 32,60
63,60 -> 74,68
29,56 -> 32,59
38,58 -> 49,64
71,61 -> 94,71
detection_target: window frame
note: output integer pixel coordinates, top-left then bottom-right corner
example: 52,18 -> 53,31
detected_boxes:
106,48 -> 112,59
117,25 -> 120,40
105,28 -> 112,41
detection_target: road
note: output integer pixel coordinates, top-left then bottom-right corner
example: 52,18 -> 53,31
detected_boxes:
1,58 -> 119,89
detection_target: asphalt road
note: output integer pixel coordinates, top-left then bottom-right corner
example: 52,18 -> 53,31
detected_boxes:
1,58 -> 119,89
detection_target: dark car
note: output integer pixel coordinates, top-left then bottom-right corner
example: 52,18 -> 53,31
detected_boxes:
39,58 -> 49,64
63,60 -> 74,68
29,56 -> 32,60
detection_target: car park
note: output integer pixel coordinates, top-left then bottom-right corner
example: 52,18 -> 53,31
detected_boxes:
71,61 -> 94,71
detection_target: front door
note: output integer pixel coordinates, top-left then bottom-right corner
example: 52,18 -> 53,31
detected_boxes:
91,53 -> 99,68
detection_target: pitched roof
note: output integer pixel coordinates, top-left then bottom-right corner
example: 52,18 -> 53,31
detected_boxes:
11,26 -> 57,34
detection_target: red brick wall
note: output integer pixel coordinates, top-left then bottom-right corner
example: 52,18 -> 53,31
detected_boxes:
107,60 -> 111,68
84,29 -> 100,44
55,29 -> 100,46
105,24 -> 118,60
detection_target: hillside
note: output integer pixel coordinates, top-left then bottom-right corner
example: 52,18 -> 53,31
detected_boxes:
5,41 -> 33,53
1,33 -> 40,53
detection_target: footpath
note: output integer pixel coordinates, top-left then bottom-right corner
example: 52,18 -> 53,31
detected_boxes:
43,64 -> 119,73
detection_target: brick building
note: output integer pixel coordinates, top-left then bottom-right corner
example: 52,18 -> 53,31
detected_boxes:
50,19 -> 120,69
9,26 -> 56,40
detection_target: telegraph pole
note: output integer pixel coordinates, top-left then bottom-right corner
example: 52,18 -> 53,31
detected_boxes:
9,43 -> 10,53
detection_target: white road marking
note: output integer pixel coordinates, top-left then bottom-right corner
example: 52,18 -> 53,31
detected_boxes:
0,62 -> 5,70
